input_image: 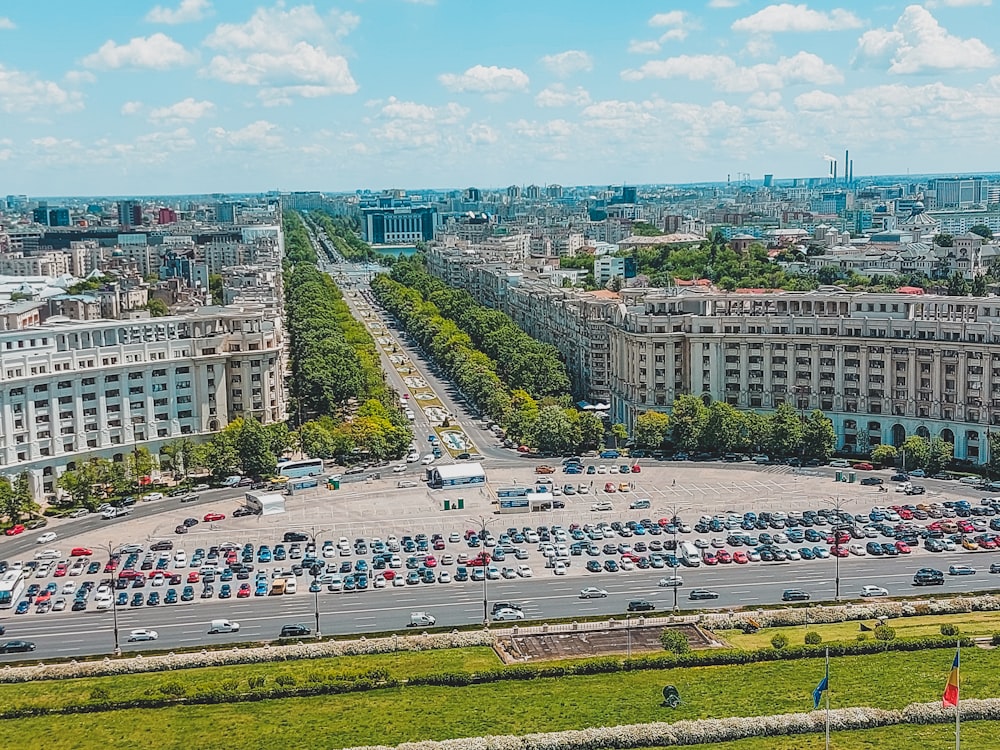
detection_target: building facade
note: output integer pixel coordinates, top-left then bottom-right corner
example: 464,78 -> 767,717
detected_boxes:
0,307 -> 286,499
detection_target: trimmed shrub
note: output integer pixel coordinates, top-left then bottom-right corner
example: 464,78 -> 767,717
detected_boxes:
940,624 -> 960,637
804,631 -> 822,645
660,629 -> 691,654
874,625 -> 896,643
275,674 -> 297,687
770,633 -> 789,650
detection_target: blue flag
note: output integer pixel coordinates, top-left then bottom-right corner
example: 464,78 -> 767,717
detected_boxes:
812,673 -> 829,709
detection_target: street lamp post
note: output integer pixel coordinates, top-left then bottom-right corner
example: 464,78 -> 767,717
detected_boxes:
470,515 -> 495,625
830,497 -> 843,601
106,541 -> 121,656
670,504 -> 681,613
309,526 -> 328,637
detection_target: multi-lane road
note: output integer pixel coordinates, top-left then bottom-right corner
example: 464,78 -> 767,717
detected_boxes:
2,550 -> 995,661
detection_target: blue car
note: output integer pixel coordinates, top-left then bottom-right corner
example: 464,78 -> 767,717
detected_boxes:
219,584 -> 232,599
116,592 -> 128,607
15,600 -> 29,614
255,583 -> 268,596
258,547 -> 272,563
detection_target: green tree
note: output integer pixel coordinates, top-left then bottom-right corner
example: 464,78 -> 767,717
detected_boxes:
973,275 -> 988,297
871,443 -> 898,467
801,410 -> 836,461
700,402 -> 743,454
817,266 -> 841,285
610,423 -> 628,449
146,298 -> 169,317
575,411 -> 605,450
531,405 -> 579,455
743,411 -> 772,453
209,273 -> 224,303
670,395 -> 707,452
946,271 -> 970,296
928,436 -> 954,475
236,418 -> 278,477
160,439 -> 194,481
57,462 -> 101,510
299,421 -> 337,459
768,402 -> 803,458
659,629 -> 691,654
969,225 -> 993,240
0,473 -> 35,524
634,411 -> 671,450
934,233 -> 954,248
126,447 -> 156,490
986,432 -> 1000,479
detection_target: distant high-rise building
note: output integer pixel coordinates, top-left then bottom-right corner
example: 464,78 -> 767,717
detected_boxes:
216,202 -> 237,223
361,205 -> 439,244
928,178 -> 988,208
546,184 -> 563,199
621,186 -> 637,204
763,174 -> 774,188
117,200 -> 142,227
506,185 -> 522,200
524,184 -> 541,200
463,187 -> 482,202
158,207 -> 178,225
48,208 -> 71,227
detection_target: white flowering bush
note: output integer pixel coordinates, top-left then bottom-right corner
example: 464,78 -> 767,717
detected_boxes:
0,630 -> 495,683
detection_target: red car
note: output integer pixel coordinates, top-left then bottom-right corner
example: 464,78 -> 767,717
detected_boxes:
187,571 -> 201,583
433,539 -> 445,550
53,564 -> 68,577
853,462 -> 874,471
34,590 -> 52,605
977,537 -> 997,550
716,549 -> 732,564
118,569 -> 140,579
702,551 -> 718,565
468,554 -> 490,567
382,570 -> 396,580
104,560 -> 119,573
237,583 -> 251,598
70,547 -> 93,557
4,524 -> 24,536
631,465 -> 642,473
203,512 -> 225,522
733,551 -> 749,564
604,482 -> 617,493
831,545 -> 849,558
423,555 -> 437,568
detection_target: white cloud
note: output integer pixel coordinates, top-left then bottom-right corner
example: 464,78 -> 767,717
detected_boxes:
146,0 -> 211,24
201,5 -> 358,102
377,97 -> 468,124
622,51 -> 842,92
510,118 -> 574,138
82,33 -> 196,70
32,136 -> 82,150
149,97 -> 215,122
535,84 -> 591,107
854,5 -> 995,74
0,64 -> 84,113
709,0 -> 742,7
927,0 -> 991,5
64,70 -> 97,85
732,4 -> 862,34
204,5 -> 358,51
209,120 -> 282,149
439,65 -> 530,94
628,40 -> 662,55
540,50 -> 593,77
467,123 -> 498,144
120,101 -> 144,115
647,10 -> 697,42
0,17 -> 15,29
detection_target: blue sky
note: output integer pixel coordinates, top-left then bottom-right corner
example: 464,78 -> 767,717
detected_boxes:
1,1 -> 998,196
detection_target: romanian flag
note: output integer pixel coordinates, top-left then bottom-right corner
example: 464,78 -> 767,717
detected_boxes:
942,649 -> 960,707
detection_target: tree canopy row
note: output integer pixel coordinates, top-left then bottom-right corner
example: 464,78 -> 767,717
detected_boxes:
283,210 -> 317,265
309,211 -> 380,263
387,257 -> 572,400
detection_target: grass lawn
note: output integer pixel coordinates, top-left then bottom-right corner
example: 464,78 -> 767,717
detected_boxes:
649,721 -> 991,750
718,609 -> 1000,650
0,648 -> 995,750
0,647 -> 500,715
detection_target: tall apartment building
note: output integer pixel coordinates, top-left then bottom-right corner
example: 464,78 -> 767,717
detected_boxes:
0,307 -> 286,499
609,288 -> 1000,462
928,178 -> 988,209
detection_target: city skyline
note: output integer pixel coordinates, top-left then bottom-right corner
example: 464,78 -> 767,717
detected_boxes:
1,1 -> 999,195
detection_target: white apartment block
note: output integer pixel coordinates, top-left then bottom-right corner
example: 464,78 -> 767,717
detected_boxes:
609,288 -> 1000,463
0,252 -> 72,277
0,306 -> 286,499
594,256 -> 626,286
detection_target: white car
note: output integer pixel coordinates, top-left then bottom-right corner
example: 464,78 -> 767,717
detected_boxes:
591,502 -> 613,512
580,587 -> 608,599
420,454 -> 435,465
437,571 -> 452,584
408,611 -> 436,627
61,581 -> 77,596
492,607 -> 525,621
848,543 -> 867,556
36,531 -> 57,544
619,558 -> 635,571
143,492 -> 165,502
174,550 -> 187,568
68,562 -> 86,576
373,574 -> 387,588
553,561 -> 567,576
658,576 -> 684,587
860,585 -> 889,597
127,629 -> 159,642
67,508 -> 90,518
392,465 -> 407,473
34,549 -> 61,560
516,565 -> 533,578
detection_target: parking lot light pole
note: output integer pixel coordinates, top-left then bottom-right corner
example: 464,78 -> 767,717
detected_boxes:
830,498 -> 843,601
106,541 -> 121,656
470,515 -> 494,625
670,504 -> 681,613
309,526 -> 329,637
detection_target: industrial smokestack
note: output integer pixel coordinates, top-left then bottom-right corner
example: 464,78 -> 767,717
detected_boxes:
845,150 -> 849,184
849,160 -> 853,184
833,161 -> 837,182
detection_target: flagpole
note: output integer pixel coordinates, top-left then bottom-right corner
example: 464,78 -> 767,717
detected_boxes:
825,646 -> 831,750
955,644 -> 961,750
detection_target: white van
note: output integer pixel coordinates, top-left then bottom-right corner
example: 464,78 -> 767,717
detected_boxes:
208,619 -> 240,634
678,541 -> 701,568
283,576 -> 297,594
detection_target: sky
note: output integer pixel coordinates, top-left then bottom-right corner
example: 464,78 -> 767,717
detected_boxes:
1,0 -> 999,196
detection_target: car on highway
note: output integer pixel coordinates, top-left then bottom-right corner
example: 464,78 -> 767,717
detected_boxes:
408,611 -> 436,627
781,589 -> 810,602
913,568 -> 945,585
579,587 -> 608,598
279,624 -> 311,637
492,607 -> 525,621
36,531 -> 57,544
852,462 -> 874,471
626,599 -> 655,612
0,641 -> 35,653
860,585 -> 889,597
127,629 -> 159,642
949,565 -> 976,576
5,524 -> 25,536
688,589 -> 720,601
658,576 -> 683,587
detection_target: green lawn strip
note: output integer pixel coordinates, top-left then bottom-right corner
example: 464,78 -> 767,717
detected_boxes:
718,609 -> 1000,650
0,647 -> 499,714
646,721 -> 993,750
0,649 -> 994,750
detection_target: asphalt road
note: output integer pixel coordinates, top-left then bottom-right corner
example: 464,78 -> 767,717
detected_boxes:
2,551 -> 996,660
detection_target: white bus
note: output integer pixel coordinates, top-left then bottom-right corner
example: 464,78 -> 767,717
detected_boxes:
0,569 -> 25,609
277,458 -> 324,479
